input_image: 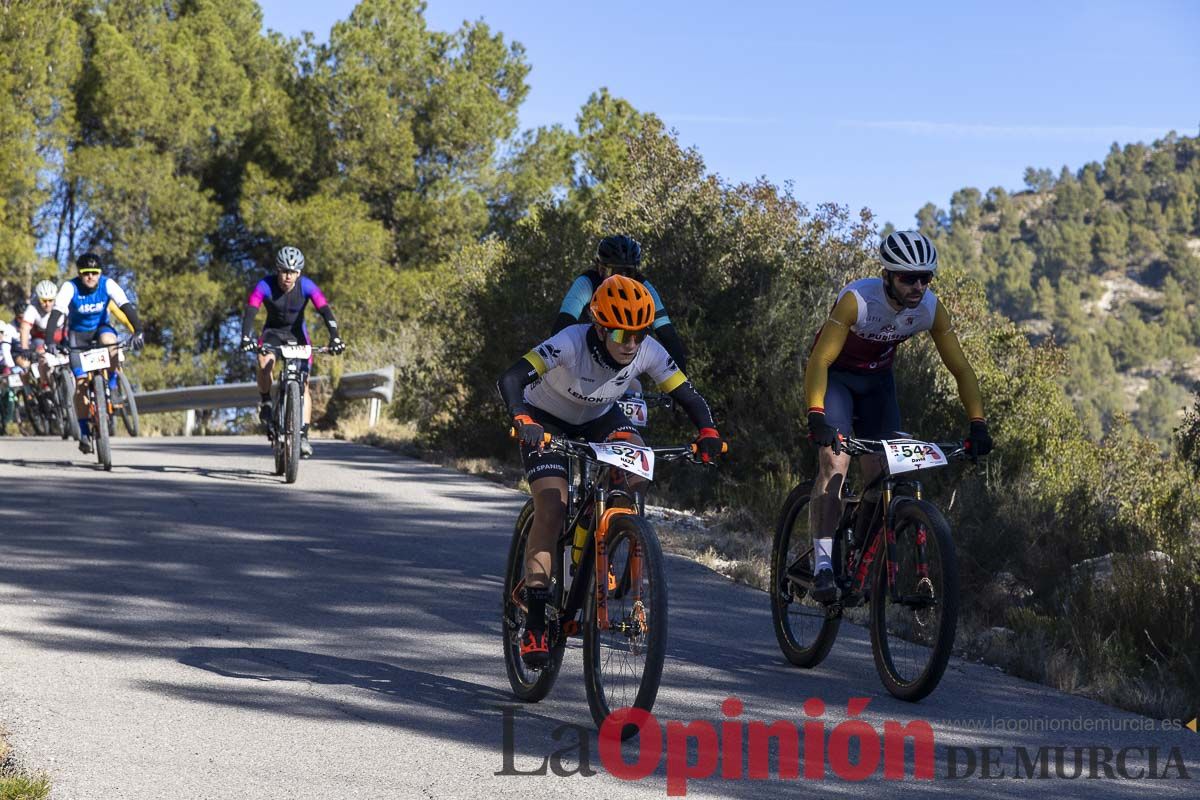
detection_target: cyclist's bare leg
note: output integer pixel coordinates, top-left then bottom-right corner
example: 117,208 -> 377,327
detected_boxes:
526,476 -> 568,589
255,352 -> 275,396
809,446 -> 851,572
302,376 -> 312,425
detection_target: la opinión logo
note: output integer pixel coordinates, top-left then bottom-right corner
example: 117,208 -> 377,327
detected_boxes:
497,696 -> 934,796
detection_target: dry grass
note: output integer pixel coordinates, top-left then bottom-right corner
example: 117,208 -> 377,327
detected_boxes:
0,735 -> 50,800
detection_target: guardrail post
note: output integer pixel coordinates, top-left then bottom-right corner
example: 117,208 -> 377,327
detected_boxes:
368,397 -> 381,427
184,409 -> 195,437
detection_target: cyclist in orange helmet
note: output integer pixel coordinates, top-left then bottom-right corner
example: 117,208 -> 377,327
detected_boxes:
497,274 -> 725,668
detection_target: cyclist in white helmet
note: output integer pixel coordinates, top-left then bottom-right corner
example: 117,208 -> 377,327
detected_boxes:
802,230 -> 992,603
19,281 -> 61,354
239,245 -> 346,458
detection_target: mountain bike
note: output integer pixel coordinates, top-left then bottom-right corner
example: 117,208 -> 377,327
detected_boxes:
111,362 -> 140,437
42,352 -> 80,441
502,434 -> 724,738
0,370 -> 23,433
72,340 -> 133,471
258,342 -> 331,484
770,436 -> 968,702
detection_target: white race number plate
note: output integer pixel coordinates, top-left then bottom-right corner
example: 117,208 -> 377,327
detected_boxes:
618,398 -> 649,427
882,439 -> 948,475
79,348 -> 111,372
6,374 -> 22,389
279,344 -> 312,360
589,441 -> 656,481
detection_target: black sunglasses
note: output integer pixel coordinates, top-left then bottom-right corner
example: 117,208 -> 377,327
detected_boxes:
894,272 -> 934,286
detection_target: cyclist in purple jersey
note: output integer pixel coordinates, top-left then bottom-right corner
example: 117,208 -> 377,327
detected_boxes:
240,246 -> 346,458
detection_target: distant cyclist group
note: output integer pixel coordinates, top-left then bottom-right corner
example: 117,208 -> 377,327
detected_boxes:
2,245 -> 345,471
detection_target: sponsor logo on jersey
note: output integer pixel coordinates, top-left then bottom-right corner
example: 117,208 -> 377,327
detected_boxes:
536,343 -> 562,361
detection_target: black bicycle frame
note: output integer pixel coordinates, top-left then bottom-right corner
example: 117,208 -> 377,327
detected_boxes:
828,473 -> 928,607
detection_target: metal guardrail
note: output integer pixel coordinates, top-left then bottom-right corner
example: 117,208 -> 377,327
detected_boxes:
133,366 -> 395,431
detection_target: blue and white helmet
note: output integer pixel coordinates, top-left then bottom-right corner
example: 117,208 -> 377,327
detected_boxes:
879,230 -> 938,273
275,246 -> 305,273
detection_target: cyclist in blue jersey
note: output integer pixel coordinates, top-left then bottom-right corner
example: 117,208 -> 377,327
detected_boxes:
552,235 -> 688,372
239,246 -> 346,458
44,253 -> 144,454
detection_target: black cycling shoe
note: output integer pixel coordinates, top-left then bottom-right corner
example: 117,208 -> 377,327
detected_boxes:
300,433 -> 313,459
78,435 -> 93,455
258,401 -> 272,429
811,568 -> 837,604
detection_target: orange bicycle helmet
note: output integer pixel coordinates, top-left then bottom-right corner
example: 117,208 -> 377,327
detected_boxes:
589,274 -> 656,330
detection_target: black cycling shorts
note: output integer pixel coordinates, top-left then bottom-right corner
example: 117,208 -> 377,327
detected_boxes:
520,404 -> 639,484
822,368 -> 902,439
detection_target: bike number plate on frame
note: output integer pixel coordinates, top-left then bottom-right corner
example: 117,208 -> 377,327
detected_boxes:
6,374 -> 22,389
79,348 -> 111,372
42,353 -> 69,368
618,397 -> 649,427
589,441 -> 655,480
280,344 -> 311,360
882,439 -> 947,475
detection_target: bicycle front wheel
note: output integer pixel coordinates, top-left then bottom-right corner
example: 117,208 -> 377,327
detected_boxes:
583,513 -> 666,739
770,481 -> 841,667
869,499 -> 959,702
502,499 -> 566,701
92,373 -> 112,471
283,381 -> 301,483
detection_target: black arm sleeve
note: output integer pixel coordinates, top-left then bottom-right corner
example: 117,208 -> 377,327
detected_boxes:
316,303 -> 339,335
496,357 -> 541,418
551,311 -> 578,336
653,324 -> 688,373
119,303 -> 141,333
45,310 -> 65,344
240,305 -> 259,339
668,379 -> 716,430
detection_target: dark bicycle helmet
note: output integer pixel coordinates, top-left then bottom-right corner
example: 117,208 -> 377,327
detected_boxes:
595,235 -> 642,269
76,252 -> 102,273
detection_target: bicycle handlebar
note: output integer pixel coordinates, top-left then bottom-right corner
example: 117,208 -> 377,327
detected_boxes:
837,436 -> 969,460
507,429 -> 727,464
256,343 -> 333,356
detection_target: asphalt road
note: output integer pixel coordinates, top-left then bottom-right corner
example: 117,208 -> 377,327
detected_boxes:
1,436 -> 1197,799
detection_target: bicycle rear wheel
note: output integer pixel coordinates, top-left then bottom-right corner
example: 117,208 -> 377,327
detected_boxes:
58,376 -> 78,441
770,481 -> 841,667
92,373 -> 112,471
116,371 -> 140,437
869,499 -> 959,702
502,499 -> 567,701
583,513 -> 666,739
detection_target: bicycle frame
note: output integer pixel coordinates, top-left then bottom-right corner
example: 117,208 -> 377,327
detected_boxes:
510,439 -> 693,636
794,437 -> 963,612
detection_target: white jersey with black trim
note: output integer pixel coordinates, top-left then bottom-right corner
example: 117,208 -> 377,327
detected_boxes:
522,324 -> 686,425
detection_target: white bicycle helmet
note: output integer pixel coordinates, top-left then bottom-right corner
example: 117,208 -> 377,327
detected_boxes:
34,280 -> 58,301
275,246 -> 305,273
879,230 -> 938,273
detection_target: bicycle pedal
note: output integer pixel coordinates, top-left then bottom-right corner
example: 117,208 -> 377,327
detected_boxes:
607,570 -> 617,591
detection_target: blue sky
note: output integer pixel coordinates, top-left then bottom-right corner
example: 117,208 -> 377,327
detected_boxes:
257,0 -> 1199,229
